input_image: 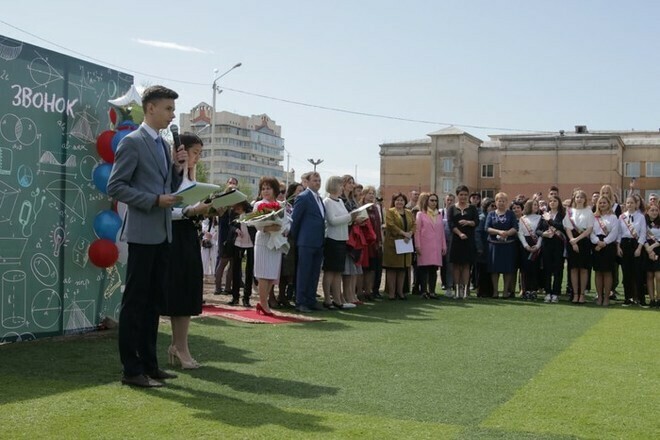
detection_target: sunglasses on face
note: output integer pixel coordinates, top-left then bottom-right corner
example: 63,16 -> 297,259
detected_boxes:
429,199 -> 438,202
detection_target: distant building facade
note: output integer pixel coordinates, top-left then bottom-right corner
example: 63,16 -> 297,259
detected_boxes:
380,126 -> 660,206
179,103 -> 286,192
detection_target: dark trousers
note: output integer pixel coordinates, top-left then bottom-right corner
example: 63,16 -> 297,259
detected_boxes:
620,238 -> 644,302
521,252 -> 541,292
232,247 -> 253,301
296,245 -> 323,307
372,252 -> 383,294
476,261 -> 493,297
542,240 -> 564,296
418,265 -> 438,294
119,242 -> 169,377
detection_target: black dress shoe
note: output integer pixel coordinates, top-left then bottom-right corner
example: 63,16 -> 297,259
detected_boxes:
242,298 -> 251,307
227,298 -> 239,306
146,369 -> 178,380
295,305 -> 313,313
121,374 -> 163,388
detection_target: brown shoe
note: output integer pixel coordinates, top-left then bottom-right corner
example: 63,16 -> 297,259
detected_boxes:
146,369 -> 178,380
121,374 -> 164,388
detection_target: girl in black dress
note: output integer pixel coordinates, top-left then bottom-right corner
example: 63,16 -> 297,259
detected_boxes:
448,185 -> 478,298
161,133 -> 212,369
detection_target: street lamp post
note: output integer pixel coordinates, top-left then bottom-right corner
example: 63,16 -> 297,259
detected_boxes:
209,62 -> 242,183
307,158 -> 323,172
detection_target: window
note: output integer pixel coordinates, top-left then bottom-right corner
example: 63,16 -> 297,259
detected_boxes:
442,158 -> 453,173
481,189 -> 494,199
481,164 -> 494,178
624,162 -> 640,177
442,179 -> 454,194
647,162 -> 660,177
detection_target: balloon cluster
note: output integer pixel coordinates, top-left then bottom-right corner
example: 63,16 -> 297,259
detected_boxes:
88,87 -> 143,268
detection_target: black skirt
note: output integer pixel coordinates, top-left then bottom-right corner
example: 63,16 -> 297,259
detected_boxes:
644,246 -> 660,272
592,235 -> 617,273
160,219 -> 203,316
567,237 -> 592,270
323,238 -> 346,272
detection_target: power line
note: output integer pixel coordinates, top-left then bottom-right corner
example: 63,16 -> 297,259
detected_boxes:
1,19 -> 552,134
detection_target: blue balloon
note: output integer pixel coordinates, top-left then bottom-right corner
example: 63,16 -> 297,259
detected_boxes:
93,210 -> 123,242
111,129 -> 131,153
92,163 -> 113,194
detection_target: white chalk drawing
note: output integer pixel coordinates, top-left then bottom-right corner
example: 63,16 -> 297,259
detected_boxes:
70,108 -> 99,143
64,300 -> 95,333
17,164 -> 33,188
30,253 -> 58,287
103,265 -> 122,299
72,236 -> 90,268
28,50 -> 64,88
69,66 -> 101,105
0,147 -> 12,175
0,36 -> 24,61
45,179 -> 87,222
1,332 -> 35,343
0,237 -> 27,264
0,180 -> 19,223
0,113 -> 38,146
31,288 -> 62,329
2,270 -> 27,329
50,224 -> 67,257
107,79 -> 117,98
19,187 -> 46,237
78,155 -> 98,182
38,151 -> 77,177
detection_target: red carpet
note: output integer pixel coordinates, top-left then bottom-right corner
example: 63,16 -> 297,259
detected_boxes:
201,304 -> 324,324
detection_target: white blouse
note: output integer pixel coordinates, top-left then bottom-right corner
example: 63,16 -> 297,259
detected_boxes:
563,207 -> 594,232
617,211 -> 646,245
323,197 -> 351,241
518,214 -> 543,248
590,214 -> 620,245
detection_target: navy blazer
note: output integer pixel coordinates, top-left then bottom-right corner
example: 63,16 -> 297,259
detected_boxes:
290,188 -> 325,248
107,126 -> 182,244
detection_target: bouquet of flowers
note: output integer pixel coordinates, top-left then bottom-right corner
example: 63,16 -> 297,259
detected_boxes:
240,201 -> 289,253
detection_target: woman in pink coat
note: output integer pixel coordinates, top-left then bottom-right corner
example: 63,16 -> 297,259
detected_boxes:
415,193 -> 447,299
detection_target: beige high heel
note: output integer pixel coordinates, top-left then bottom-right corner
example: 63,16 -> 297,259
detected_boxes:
167,346 -> 201,369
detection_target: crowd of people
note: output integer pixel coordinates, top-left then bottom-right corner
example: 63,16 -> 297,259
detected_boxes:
107,85 -> 659,388
209,177 -> 660,314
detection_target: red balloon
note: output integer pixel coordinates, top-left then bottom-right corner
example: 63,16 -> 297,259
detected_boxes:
96,130 -> 116,163
88,239 -> 119,268
109,107 -> 117,125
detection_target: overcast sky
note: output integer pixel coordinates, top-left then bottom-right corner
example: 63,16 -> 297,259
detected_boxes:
2,1 -> 659,188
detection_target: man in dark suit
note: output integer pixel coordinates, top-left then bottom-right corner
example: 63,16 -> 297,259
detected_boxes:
107,85 -> 187,388
290,171 -> 325,312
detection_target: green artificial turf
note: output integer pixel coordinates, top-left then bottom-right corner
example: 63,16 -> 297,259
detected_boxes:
1,296 -> 658,439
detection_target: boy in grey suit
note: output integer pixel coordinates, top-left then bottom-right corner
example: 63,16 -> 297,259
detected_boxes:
107,85 -> 187,387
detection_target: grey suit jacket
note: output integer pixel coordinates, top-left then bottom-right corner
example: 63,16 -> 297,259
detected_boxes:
107,126 -> 181,244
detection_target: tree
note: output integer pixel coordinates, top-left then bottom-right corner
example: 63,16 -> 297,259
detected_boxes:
195,161 -> 209,183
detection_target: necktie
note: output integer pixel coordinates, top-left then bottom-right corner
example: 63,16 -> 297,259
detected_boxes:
154,136 -> 168,171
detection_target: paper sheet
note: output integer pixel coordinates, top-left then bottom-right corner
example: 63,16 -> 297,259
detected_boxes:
174,182 -> 221,206
210,189 -> 248,209
394,238 -> 414,254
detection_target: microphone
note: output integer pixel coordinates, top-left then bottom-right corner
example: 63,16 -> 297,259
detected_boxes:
170,124 -> 185,164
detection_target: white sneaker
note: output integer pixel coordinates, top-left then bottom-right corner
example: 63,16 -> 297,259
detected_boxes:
551,295 -> 558,303
445,290 -> 454,298
341,302 -> 356,309
544,294 -> 552,303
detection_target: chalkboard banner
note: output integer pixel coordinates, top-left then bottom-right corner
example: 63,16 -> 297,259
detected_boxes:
0,35 -> 132,342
